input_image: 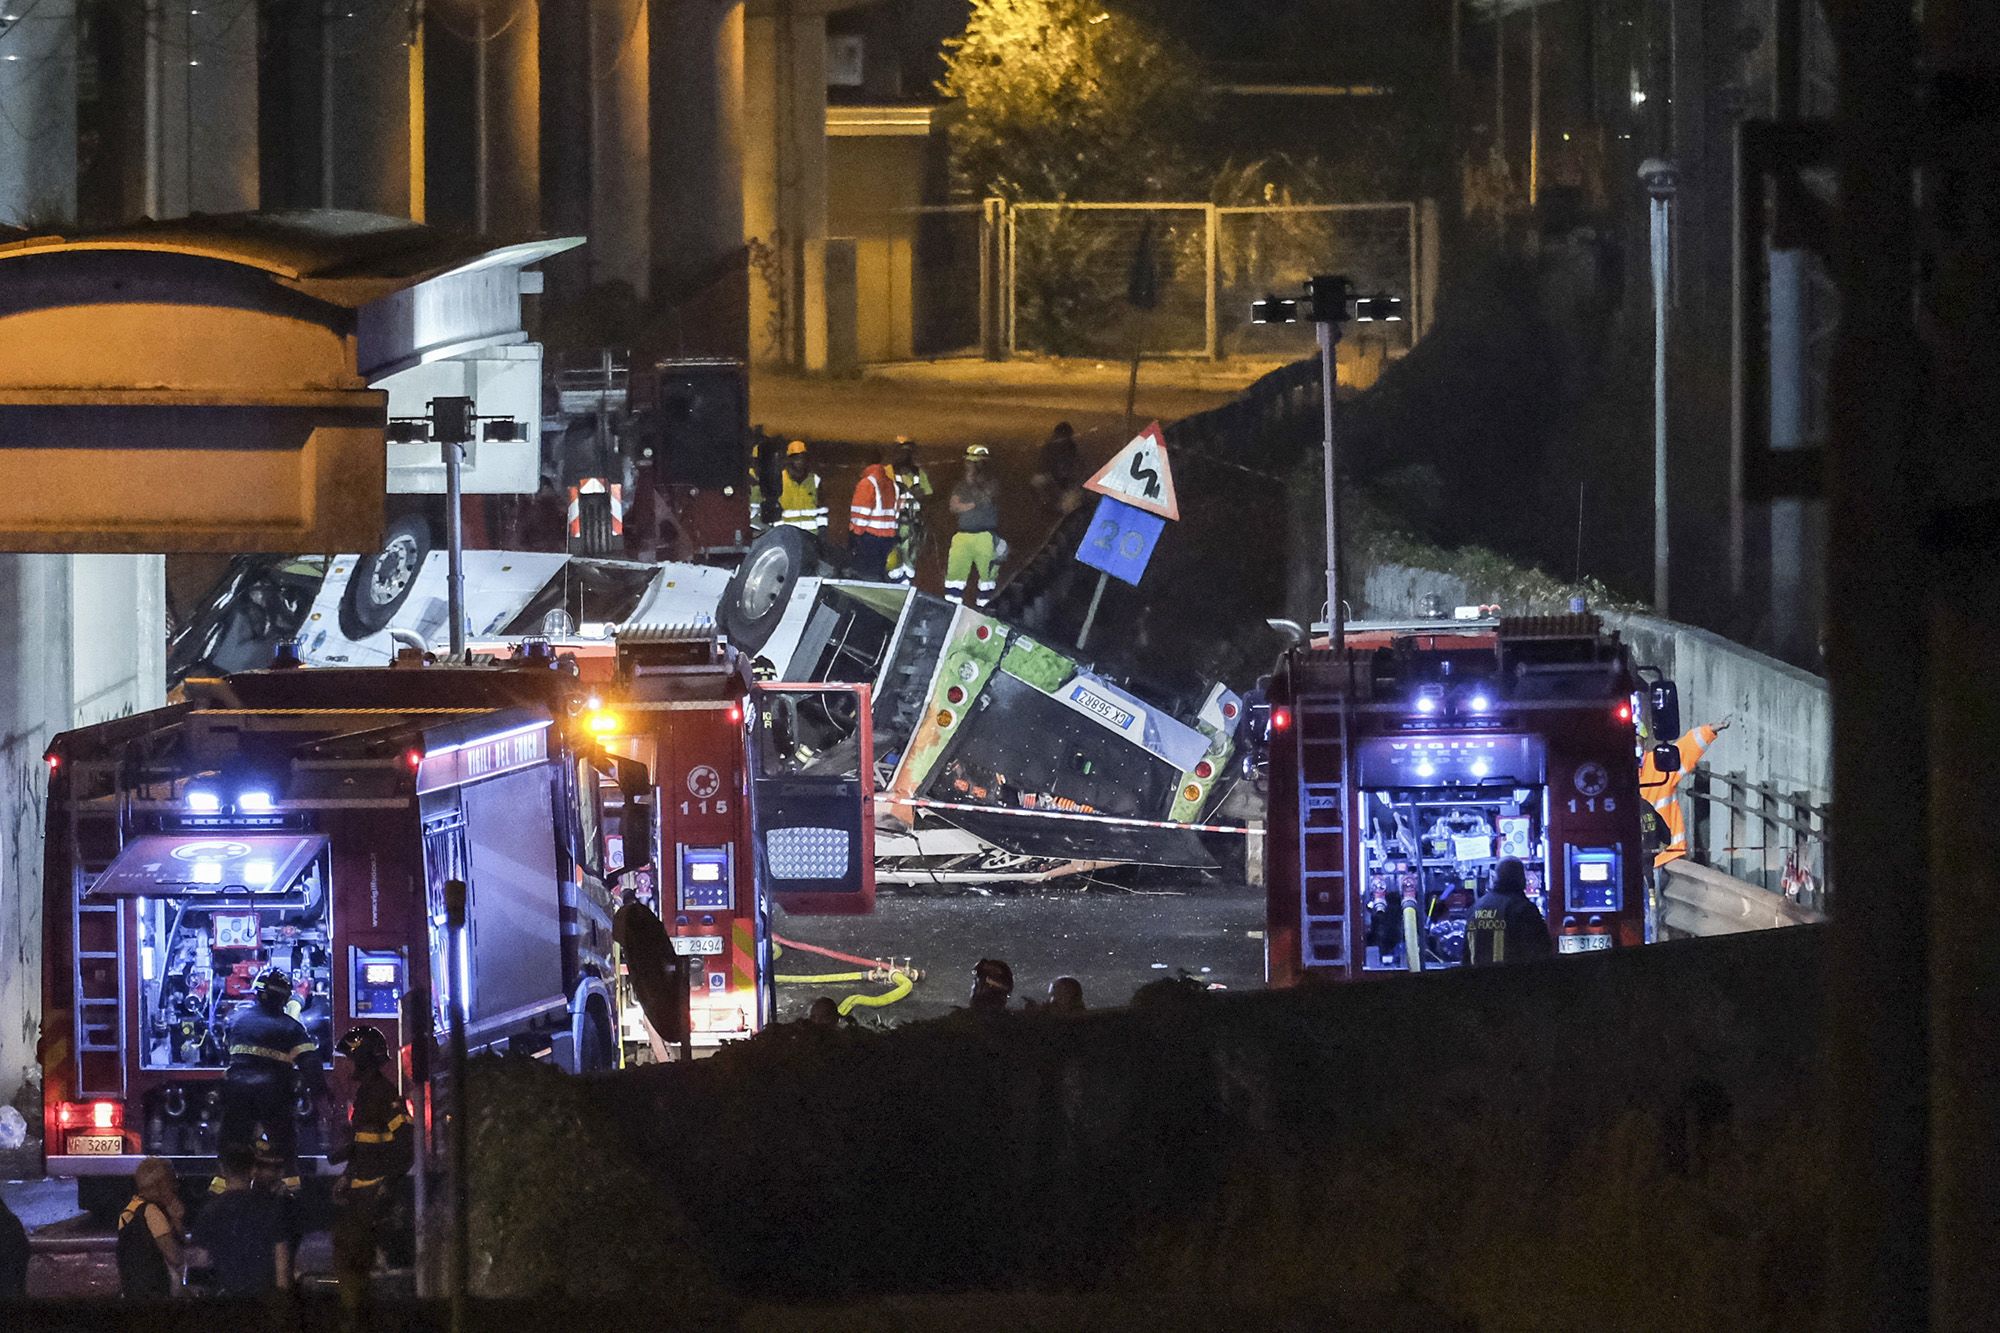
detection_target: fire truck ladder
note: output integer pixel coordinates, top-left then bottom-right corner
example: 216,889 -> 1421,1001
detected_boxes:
1295,687 -> 1353,971
69,759 -> 132,1098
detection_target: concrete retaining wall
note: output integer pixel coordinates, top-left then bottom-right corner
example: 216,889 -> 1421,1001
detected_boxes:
471,927 -> 1829,1328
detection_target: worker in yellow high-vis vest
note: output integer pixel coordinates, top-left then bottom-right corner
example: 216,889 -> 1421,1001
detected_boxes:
777,440 -> 828,534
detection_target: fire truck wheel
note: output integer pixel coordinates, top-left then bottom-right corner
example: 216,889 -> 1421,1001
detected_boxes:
339,514 -> 432,639
578,1003 -> 616,1073
721,526 -> 810,652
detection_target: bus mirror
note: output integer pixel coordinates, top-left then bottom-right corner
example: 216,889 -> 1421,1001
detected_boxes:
1651,742 -> 1682,773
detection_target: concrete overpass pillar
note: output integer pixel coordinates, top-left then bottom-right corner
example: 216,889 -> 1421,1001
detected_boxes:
0,554 -> 165,1115
0,0 -> 78,226
649,0 -> 747,358
477,0 -> 541,235
742,1 -> 829,368
132,0 -> 260,217
591,0 -> 652,298
327,1 -> 426,218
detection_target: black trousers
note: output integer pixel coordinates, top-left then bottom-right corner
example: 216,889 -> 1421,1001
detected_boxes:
219,1073 -> 296,1173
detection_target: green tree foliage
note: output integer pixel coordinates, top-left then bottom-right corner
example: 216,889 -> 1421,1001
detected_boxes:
938,0 -> 1211,201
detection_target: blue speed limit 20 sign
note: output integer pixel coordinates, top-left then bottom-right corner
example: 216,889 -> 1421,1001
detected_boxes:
1076,494 -> 1166,586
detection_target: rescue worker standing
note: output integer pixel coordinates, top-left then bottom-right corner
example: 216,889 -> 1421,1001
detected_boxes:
847,446 -> 901,580
219,966 -> 319,1192
1465,858 -> 1553,965
888,435 -> 933,585
328,1026 -> 414,1302
777,440 -> 829,535
1639,716 -> 1731,866
947,445 -> 1003,605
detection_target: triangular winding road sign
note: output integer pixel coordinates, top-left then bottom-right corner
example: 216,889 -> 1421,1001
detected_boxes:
1083,422 -> 1179,521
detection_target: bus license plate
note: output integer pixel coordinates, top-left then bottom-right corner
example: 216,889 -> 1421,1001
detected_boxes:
66,1134 -> 123,1155
670,936 -> 724,956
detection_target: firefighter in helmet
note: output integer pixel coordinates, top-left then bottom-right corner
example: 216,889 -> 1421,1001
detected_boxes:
217,966 -> 320,1192
328,1026 -> 414,1301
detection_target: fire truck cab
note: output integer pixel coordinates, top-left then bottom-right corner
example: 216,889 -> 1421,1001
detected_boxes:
38,653 -> 638,1208
571,626 -> 878,1054
1266,614 -> 1668,985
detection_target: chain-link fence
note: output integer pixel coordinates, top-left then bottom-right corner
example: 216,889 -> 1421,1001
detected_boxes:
843,198 -> 1427,364
1006,203 -> 1212,358
1007,201 -> 1418,360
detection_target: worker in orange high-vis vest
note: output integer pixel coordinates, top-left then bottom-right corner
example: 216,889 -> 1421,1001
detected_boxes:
1639,716 -> 1731,866
847,445 -> 900,580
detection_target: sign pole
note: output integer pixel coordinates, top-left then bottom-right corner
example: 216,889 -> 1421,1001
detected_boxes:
1317,320 -> 1345,654
1076,571 -> 1111,652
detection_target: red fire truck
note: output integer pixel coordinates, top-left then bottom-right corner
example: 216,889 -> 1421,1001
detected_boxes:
578,629 -> 876,1052
36,649 -> 654,1211
1265,613 -> 1678,985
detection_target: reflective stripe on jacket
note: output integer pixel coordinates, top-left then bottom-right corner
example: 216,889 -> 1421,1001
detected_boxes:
778,473 -> 827,530
1638,724 -> 1720,867
334,1073 -> 414,1188
225,1006 -> 318,1080
850,465 -> 900,538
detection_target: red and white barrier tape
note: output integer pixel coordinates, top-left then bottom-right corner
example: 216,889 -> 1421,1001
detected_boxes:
876,793 -> 1253,836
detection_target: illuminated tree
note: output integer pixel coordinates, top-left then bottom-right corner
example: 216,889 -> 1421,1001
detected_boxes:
938,0 -> 1210,201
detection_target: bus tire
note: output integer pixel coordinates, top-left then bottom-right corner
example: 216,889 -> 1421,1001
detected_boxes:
720,526 -> 810,653
339,513 -> 432,640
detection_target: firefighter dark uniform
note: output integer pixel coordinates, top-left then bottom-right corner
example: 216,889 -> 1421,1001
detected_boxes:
1465,858 -> 1554,965
218,967 -> 319,1190
329,1027 -> 414,1295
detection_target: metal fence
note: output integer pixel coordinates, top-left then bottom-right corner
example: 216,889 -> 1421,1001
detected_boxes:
1006,201 -> 1419,360
841,198 -> 1424,365
1682,766 -> 1831,913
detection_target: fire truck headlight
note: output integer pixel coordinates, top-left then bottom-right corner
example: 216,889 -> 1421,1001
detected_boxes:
585,709 -> 623,735
1471,758 -> 1492,778
191,860 -> 223,885
1469,694 -> 1491,714
244,860 -> 275,887
1415,696 -> 1437,715
1415,761 -> 1437,779
237,790 -> 275,813
185,789 -> 222,813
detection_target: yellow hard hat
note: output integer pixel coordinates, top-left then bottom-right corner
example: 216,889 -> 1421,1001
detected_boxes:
786,439 -> 808,457
965,444 -> 990,461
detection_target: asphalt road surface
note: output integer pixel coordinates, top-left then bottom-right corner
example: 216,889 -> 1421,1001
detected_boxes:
773,881 -> 1266,1022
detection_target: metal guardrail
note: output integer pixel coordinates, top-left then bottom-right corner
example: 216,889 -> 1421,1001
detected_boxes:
1682,766 -> 1830,913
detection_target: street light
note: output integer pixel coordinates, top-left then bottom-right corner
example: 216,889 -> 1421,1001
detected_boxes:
387,398 -> 528,657
1250,276 -> 1404,653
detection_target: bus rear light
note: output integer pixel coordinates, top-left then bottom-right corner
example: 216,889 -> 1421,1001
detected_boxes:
55,1100 -> 122,1132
